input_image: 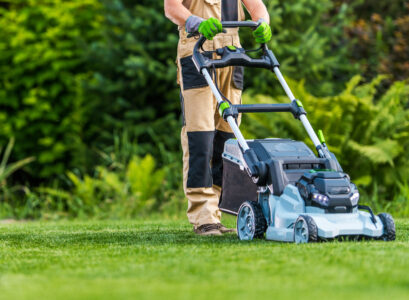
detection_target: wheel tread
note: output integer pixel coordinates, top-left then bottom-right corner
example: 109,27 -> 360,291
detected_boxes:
295,215 -> 318,243
237,201 -> 267,240
378,213 -> 396,241
250,201 -> 267,238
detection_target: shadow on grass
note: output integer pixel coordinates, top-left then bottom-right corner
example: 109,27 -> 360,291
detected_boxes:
0,230 -> 272,247
1,231 -> 401,248
1,220 -> 407,247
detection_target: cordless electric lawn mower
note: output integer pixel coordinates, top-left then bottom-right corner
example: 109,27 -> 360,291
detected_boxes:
190,21 -> 396,243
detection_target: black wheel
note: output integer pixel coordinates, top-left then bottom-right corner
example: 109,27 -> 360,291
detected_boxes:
378,213 -> 396,241
294,215 -> 318,244
237,201 -> 267,240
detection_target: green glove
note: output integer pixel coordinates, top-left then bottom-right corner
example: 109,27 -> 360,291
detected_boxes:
253,20 -> 272,43
198,17 -> 223,40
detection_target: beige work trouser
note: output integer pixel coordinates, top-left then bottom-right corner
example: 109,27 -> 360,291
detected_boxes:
177,30 -> 243,226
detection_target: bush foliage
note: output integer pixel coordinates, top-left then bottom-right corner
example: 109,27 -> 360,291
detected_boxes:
80,0 -> 180,168
345,3 -> 409,83
0,0 -> 408,218
0,0 -> 180,182
241,0 -> 357,95
0,0 -> 103,180
37,155 -> 167,219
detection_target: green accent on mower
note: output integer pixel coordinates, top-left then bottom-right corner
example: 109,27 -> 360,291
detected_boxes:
219,102 -> 230,116
309,169 -> 336,173
318,130 -> 326,144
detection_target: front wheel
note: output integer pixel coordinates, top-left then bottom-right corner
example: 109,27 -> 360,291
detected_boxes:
378,213 -> 396,241
237,201 -> 267,240
294,215 -> 318,244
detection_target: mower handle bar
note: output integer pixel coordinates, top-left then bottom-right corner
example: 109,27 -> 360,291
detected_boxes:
187,21 -> 260,38
191,21 -> 279,72
189,21 -> 331,171
219,20 -> 260,28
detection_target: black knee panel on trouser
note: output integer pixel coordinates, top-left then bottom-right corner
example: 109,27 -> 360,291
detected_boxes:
179,92 -> 186,126
187,131 -> 215,188
212,130 -> 235,187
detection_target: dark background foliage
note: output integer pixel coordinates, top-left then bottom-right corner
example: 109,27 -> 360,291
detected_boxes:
0,0 -> 408,218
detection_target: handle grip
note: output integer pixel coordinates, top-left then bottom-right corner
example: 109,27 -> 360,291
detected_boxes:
187,20 -> 260,39
192,20 -> 265,57
191,21 -> 277,72
221,21 -> 260,28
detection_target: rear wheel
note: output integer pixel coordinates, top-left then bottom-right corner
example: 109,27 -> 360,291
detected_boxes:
294,215 -> 318,244
237,201 -> 267,240
378,213 -> 396,241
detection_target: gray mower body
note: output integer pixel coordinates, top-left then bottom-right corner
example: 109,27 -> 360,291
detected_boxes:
220,138 -> 385,241
261,185 -> 383,241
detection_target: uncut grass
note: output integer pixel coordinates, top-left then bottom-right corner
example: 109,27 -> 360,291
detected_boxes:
0,217 -> 408,300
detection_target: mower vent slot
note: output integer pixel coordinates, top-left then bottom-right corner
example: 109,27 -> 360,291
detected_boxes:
283,163 -> 324,170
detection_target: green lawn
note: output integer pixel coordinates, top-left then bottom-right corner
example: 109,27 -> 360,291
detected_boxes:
0,216 -> 408,300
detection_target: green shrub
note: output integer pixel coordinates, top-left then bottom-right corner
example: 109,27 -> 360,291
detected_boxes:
241,0 -> 357,96
21,154 -> 168,219
0,0 -> 104,179
0,0 -> 181,184
68,155 -> 166,218
0,0 -> 374,187
0,138 -> 34,217
80,0 -> 181,169
345,3 -> 409,83
1,0 -> 407,219
241,76 -> 409,213
388,182 -> 409,217
339,0 -> 408,19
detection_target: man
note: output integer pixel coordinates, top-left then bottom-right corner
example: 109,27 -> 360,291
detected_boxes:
164,0 -> 271,236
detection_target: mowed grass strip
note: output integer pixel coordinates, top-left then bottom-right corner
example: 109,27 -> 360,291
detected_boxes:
0,217 -> 408,300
